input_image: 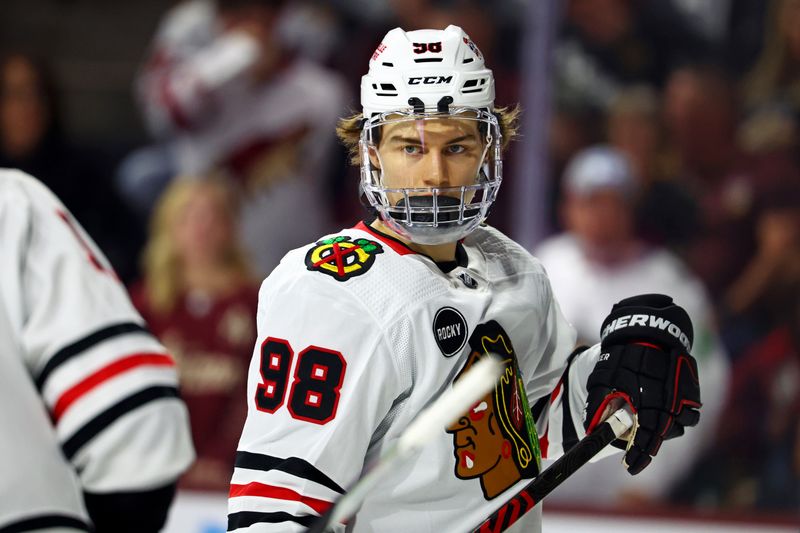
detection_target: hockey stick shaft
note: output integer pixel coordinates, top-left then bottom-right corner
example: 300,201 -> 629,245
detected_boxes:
470,406 -> 635,533
307,355 -> 504,533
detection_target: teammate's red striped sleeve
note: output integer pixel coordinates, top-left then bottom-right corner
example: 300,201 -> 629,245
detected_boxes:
52,353 -> 175,421
539,428 -> 550,459
229,482 -> 333,515
549,379 -> 563,405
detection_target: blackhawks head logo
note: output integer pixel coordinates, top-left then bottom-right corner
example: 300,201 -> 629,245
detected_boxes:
305,235 -> 383,281
446,321 -> 541,500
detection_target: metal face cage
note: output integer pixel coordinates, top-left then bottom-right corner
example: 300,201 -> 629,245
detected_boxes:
359,107 -> 503,245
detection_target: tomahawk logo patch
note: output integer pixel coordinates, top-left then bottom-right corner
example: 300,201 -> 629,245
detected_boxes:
305,235 -> 383,281
433,307 -> 468,357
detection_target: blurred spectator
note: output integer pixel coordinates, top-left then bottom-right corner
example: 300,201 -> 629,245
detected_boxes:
662,66 -> 741,181
738,103 -> 798,155
669,0 -> 770,76
607,85 -> 698,247
133,0 -> 349,275
545,104 -> 604,231
676,183 -> 800,511
669,0 -> 732,44
742,0 -> 800,115
554,0 -> 710,112
0,52 -> 143,282
534,146 -> 729,507
607,86 -> 664,183
715,325 -> 800,511
130,176 -> 259,492
662,65 -> 762,298
723,185 -> 800,357
278,0 -> 343,64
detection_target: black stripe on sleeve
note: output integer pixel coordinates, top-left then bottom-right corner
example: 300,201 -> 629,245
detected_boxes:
560,362 -> 579,452
62,386 -> 180,460
559,346 -> 589,452
235,451 -> 345,494
36,322 -> 150,390
228,511 -> 315,531
0,514 -> 91,532
530,395 -> 548,423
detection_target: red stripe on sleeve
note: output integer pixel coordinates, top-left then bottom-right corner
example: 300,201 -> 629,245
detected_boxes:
52,353 -> 175,421
229,482 -> 333,515
539,427 -> 550,459
549,379 -> 563,404
538,379 -> 563,459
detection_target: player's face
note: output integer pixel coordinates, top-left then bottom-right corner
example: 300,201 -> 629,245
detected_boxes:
372,117 -> 485,204
446,393 -> 506,478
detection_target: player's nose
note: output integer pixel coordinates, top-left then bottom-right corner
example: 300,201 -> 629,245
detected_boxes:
421,152 -> 450,187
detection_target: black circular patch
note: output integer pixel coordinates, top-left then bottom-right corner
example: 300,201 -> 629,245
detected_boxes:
432,307 -> 468,357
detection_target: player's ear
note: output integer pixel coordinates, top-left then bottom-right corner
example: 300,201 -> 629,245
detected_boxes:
368,145 -> 381,169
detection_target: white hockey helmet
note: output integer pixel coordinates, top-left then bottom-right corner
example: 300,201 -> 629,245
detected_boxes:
359,25 -> 502,245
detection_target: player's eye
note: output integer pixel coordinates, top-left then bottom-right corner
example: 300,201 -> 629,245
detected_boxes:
445,144 -> 466,154
403,145 -> 422,155
469,401 -> 488,421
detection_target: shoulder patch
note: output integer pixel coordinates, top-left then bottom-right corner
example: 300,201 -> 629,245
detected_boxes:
432,307 -> 468,357
305,235 -> 383,281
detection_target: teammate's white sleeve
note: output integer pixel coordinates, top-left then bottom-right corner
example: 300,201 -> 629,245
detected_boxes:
522,272 -> 608,461
136,0 -> 261,136
0,169 -> 194,494
228,270 -> 407,532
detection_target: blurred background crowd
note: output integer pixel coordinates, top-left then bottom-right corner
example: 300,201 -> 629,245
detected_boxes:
1,0 -> 798,522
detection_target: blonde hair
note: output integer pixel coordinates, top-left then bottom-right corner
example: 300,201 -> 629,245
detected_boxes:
141,175 -> 252,315
335,105 -> 522,164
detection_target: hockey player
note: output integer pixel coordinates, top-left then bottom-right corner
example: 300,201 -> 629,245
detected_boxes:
228,26 -> 701,532
0,168 -> 194,532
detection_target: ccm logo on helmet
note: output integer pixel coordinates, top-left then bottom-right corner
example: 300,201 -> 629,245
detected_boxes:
601,314 -> 692,352
408,75 -> 453,85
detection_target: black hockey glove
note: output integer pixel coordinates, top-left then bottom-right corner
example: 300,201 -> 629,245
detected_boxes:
583,294 -> 702,475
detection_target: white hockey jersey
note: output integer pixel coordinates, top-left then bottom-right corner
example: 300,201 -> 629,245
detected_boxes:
0,169 -> 194,531
229,222 -> 606,532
